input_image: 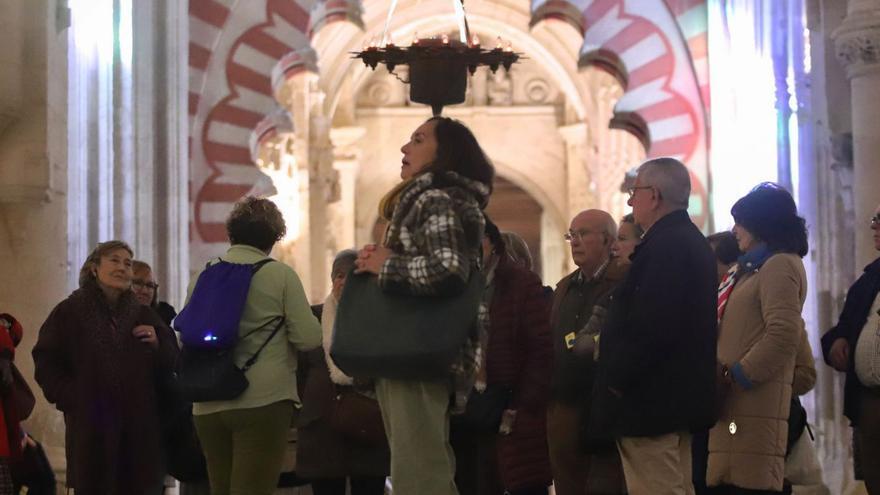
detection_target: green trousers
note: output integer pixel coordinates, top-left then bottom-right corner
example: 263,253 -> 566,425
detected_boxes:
193,400 -> 293,495
375,378 -> 458,495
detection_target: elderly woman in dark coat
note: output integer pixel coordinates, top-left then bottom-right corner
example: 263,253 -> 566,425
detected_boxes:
297,249 -> 389,494
451,219 -> 553,495
33,240 -> 179,495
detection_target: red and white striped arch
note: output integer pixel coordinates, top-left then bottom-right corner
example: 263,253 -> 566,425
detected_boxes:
188,0 -> 359,263
531,0 -> 711,229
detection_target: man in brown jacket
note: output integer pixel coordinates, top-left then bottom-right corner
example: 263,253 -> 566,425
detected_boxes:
547,209 -> 627,495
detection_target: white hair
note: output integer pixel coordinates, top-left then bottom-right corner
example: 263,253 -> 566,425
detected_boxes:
637,157 -> 691,209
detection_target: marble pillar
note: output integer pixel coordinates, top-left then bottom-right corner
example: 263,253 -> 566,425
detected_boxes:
835,0 -> 880,268
330,126 -> 366,252
0,0 -> 71,482
557,122 -> 591,277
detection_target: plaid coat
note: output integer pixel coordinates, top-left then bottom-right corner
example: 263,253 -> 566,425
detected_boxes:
378,171 -> 490,410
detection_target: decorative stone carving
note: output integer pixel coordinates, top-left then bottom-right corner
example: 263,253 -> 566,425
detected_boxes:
524,78 -> 551,103
830,132 -> 855,218
367,81 -> 393,106
487,70 -> 512,106
834,16 -> 880,77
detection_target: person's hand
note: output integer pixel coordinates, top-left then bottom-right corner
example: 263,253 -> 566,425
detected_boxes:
354,244 -> 391,275
133,325 -> 159,350
0,358 -> 11,391
572,334 -> 596,358
21,431 -> 36,449
829,338 -> 850,372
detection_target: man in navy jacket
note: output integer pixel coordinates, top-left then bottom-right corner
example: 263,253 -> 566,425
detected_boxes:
821,205 -> 880,492
594,157 -> 718,495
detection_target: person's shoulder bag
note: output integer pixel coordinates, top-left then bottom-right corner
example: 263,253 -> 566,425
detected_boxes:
331,268 -> 484,380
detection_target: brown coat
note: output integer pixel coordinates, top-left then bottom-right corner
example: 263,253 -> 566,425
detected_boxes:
295,304 -> 390,479
32,283 -> 179,494
707,253 -> 807,491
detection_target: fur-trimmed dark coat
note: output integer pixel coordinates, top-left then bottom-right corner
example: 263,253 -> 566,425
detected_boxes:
33,282 -> 179,494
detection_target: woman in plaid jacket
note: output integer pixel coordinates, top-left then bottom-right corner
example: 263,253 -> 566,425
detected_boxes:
355,116 -> 494,495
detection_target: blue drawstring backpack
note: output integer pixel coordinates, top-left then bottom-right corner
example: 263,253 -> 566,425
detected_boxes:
174,258 -> 285,402
175,259 -> 274,349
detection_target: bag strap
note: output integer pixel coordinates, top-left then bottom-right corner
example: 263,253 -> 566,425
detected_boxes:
251,258 -> 274,273
207,257 -> 275,271
241,316 -> 285,371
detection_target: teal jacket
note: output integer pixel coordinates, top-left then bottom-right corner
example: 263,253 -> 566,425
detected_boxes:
190,244 -> 322,415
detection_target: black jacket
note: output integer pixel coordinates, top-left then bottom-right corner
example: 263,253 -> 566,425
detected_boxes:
821,257 -> 880,426
594,210 -> 718,437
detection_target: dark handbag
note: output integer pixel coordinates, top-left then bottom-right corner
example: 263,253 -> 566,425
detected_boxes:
786,396 -> 808,456
328,387 -> 387,447
178,317 -> 284,402
331,269 -> 484,380
155,365 -> 208,482
451,384 -> 513,432
164,413 -> 208,482
10,363 -> 35,420
11,437 -> 55,494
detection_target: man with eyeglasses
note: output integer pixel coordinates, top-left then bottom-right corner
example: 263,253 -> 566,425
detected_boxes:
592,157 -> 717,495
547,209 -> 628,495
821,206 -> 880,493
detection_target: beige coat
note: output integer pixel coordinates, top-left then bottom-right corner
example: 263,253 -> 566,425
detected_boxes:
707,253 -> 807,491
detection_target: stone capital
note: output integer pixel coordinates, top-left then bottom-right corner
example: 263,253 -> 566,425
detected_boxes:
833,7 -> 880,78
557,122 -> 587,146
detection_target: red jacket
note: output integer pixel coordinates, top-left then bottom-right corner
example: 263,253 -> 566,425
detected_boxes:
0,313 -> 24,458
485,256 -> 553,490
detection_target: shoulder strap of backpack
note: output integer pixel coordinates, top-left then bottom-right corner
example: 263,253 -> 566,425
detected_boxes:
240,316 -> 285,371
252,258 -> 274,273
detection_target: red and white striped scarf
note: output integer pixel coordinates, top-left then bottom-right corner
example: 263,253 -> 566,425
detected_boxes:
716,265 -> 738,324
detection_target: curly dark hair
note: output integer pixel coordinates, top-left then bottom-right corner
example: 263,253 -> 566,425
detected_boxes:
707,231 -> 741,265
730,183 -> 808,257
226,196 -> 287,252
426,117 -> 495,189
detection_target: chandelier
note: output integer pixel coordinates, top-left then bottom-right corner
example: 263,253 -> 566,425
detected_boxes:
353,4 -> 520,115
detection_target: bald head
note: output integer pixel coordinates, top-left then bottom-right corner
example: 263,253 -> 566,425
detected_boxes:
568,209 -> 616,272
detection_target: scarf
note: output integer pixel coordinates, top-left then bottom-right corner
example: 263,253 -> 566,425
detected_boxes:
321,293 -> 354,386
717,244 -> 774,323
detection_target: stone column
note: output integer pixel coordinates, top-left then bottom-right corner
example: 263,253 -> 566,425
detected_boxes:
329,126 -> 365,251
0,0 -> 71,482
557,122 -> 590,277
557,122 -> 592,219
277,73 -> 316,299
835,0 -> 880,268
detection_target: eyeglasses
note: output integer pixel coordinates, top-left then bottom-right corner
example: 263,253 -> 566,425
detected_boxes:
564,229 -> 602,243
627,185 -> 654,198
872,214 -> 880,228
132,280 -> 159,291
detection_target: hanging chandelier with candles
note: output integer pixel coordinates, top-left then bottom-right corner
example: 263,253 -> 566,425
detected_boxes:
353,1 -> 520,115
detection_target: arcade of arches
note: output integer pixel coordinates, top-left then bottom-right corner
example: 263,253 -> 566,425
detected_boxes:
2,0 -> 880,493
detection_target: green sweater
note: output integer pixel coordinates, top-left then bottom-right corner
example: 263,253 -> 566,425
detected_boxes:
189,244 -> 322,416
